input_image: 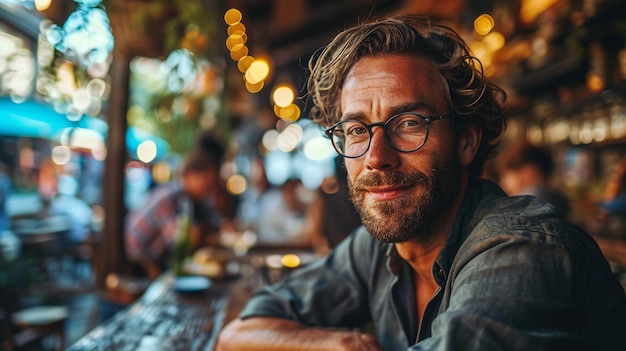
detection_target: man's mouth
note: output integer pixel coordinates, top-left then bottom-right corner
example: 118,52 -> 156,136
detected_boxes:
363,184 -> 412,201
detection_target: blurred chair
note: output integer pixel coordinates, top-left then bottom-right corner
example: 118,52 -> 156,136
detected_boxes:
0,254 -> 68,351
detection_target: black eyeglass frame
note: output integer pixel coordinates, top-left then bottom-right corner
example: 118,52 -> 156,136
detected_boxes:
324,112 -> 449,158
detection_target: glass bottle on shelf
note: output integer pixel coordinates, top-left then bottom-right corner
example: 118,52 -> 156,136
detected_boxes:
171,197 -> 192,276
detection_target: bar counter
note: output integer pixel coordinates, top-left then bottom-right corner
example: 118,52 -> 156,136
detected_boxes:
66,268 -> 257,350
67,247 -> 317,351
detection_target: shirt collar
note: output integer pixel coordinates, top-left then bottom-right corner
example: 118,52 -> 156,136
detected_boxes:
385,178 -> 506,284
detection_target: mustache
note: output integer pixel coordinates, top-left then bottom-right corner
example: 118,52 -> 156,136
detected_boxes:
351,170 -> 429,190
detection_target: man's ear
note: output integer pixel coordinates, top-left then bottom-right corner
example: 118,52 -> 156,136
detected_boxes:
458,125 -> 482,166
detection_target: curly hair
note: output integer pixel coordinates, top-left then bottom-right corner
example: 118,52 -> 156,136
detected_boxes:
307,13 -> 507,176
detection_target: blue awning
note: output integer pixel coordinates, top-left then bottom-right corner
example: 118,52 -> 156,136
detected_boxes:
0,97 -> 170,161
0,98 -> 93,138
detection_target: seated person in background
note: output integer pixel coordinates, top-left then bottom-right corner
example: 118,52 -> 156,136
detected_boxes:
303,156 -> 361,254
216,14 -> 626,351
498,141 -> 571,219
125,132 -> 231,279
50,174 -> 93,244
601,156 -> 626,217
255,177 -> 310,247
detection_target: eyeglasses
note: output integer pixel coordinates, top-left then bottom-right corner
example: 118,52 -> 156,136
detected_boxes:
324,112 -> 449,158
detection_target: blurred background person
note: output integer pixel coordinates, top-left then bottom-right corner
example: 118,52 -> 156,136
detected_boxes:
49,175 -> 93,244
592,155 -> 626,239
498,141 -> 571,219
0,161 -> 20,261
303,156 -> 361,255
255,177 -> 311,248
235,158 -> 271,232
600,156 -> 626,217
125,132 -> 232,279
48,174 -> 94,283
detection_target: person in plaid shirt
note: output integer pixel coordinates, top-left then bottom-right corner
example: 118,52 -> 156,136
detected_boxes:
125,133 -> 229,279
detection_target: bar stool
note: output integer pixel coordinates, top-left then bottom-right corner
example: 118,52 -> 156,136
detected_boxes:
0,285 -> 68,351
1,244 -> 69,351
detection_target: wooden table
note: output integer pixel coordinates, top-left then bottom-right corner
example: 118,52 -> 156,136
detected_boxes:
66,248 -> 318,351
66,271 -> 255,351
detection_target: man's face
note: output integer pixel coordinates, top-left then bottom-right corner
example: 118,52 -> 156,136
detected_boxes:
341,54 -> 462,243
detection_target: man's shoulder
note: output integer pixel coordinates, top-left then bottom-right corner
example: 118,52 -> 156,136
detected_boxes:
470,193 -> 580,245
462,193 -> 609,273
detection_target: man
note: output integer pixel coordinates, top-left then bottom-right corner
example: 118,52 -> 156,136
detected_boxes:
216,14 -> 626,351
125,132 -> 230,279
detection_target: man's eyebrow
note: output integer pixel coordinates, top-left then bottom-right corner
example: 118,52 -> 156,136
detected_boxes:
339,111 -> 366,122
339,101 -> 440,121
388,101 -> 438,116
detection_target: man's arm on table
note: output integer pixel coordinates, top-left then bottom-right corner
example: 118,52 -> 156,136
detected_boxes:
215,316 -> 382,351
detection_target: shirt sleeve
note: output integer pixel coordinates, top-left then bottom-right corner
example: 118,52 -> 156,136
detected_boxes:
239,227 -> 375,329
125,188 -> 178,265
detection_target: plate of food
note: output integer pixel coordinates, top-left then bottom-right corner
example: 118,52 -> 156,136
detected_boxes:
185,247 -> 239,278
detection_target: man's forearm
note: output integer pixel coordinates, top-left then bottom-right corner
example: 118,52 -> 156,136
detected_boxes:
215,317 -> 382,351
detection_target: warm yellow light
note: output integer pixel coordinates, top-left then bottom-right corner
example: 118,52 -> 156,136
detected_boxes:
483,31 -> 505,52
281,254 -> 301,268
106,273 -> 120,289
272,85 -> 295,108
227,22 -> 246,36
57,60 -> 77,96
469,41 -> 487,59
245,79 -> 264,93
224,8 -> 242,25
245,59 -> 270,84
238,56 -> 255,73
35,0 -> 51,11
274,103 -> 301,122
226,174 -> 248,195
474,14 -> 494,35
229,44 -> 248,61
137,140 -> 158,163
226,34 -> 245,50
152,161 -> 172,184
520,0 -> 559,24
286,105 -> 301,122
586,72 -> 604,93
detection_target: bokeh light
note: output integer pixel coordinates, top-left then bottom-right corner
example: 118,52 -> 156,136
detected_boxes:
272,85 -> 295,108
226,174 -> 247,195
245,59 -> 270,84
474,14 -> 495,35
224,8 -> 242,25
51,145 -> 72,165
137,140 -> 158,163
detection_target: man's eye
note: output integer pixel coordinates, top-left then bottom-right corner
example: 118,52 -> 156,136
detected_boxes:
394,116 -> 423,131
348,126 -> 367,135
344,123 -> 367,136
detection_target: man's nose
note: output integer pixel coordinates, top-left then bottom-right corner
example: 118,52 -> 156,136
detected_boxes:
364,127 -> 398,170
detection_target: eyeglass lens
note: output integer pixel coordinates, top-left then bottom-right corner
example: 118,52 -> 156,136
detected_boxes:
330,113 -> 430,157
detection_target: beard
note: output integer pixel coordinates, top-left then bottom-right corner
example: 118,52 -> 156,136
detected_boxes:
348,152 -> 461,243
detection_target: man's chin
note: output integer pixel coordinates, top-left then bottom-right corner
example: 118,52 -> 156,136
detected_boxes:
362,211 -> 406,242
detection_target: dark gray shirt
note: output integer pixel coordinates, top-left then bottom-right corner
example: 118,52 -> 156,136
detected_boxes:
240,179 -> 626,350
